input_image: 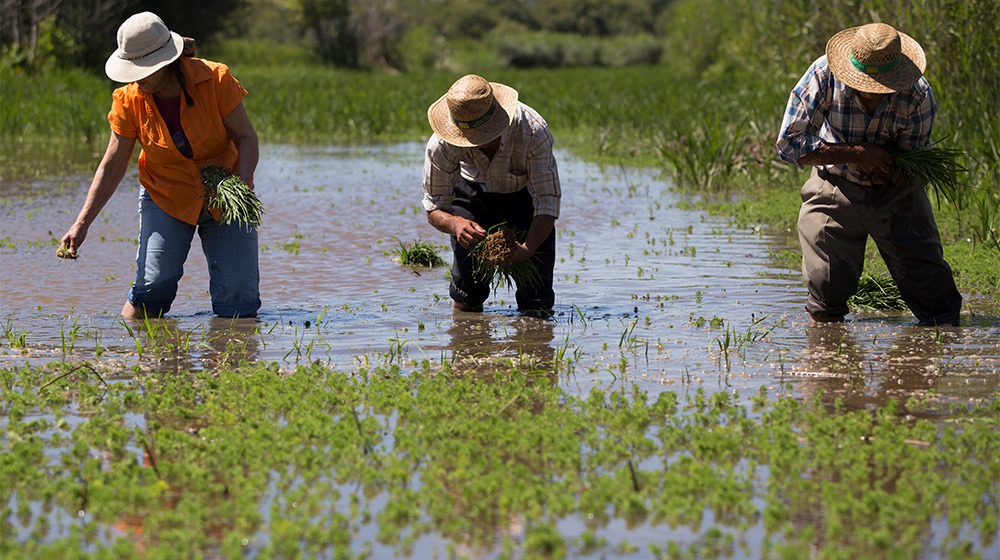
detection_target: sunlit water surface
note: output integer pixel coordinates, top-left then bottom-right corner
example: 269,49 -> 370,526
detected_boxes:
2,142 -> 997,557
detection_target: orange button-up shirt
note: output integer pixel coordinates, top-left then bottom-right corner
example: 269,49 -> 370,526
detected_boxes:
108,57 -> 248,225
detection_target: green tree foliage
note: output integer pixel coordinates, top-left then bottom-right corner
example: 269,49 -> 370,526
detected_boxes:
532,0 -> 656,36
0,0 -> 247,72
297,0 -> 410,69
130,0 -> 248,47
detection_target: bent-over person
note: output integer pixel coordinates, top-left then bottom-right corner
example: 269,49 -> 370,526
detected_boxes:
422,74 -> 561,314
60,12 -> 261,318
775,23 -> 961,326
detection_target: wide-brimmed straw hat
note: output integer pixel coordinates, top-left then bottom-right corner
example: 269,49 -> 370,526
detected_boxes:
105,12 -> 183,83
826,23 -> 926,94
428,75 -> 519,147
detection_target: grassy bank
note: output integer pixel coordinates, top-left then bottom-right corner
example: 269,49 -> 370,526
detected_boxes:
3,361 -> 997,558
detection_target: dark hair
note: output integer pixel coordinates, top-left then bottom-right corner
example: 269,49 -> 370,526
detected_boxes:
169,59 -> 194,107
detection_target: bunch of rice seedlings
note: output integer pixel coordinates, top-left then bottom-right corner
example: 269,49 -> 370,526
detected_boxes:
392,240 -> 447,267
847,272 -> 907,310
891,142 -> 968,207
472,224 -> 542,290
200,164 -> 264,228
55,244 -> 77,259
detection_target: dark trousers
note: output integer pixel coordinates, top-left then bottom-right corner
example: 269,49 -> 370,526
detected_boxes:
448,178 -> 556,311
797,168 -> 962,325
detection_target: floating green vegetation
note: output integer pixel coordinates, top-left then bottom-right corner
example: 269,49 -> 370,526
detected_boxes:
391,239 -> 447,267
2,362 -> 996,558
848,272 -> 908,311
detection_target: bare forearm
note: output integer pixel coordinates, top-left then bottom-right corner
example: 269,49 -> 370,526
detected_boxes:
427,209 -> 485,248
223,102 -> 259,186
61,133 -> 135,252
427,209 -> 457,235
522,214 -> 556,253
231,134 -> 258,186
797,142 -> 893,176
74,166 -> 126,228
74,139 -> 133,228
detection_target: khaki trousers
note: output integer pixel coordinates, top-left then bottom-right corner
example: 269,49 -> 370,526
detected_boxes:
797,168 -> 962,325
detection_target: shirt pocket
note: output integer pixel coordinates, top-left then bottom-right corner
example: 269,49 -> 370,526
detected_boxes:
509,156 -> 528,177
506,157 -> 528,191
505,171 -> 528,192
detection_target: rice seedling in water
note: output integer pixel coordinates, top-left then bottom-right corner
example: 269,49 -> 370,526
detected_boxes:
891,141 -> 968,208
392,239 -> 446,267
848,272 -> 907,310
472,223 -> 542,290
200,164 -> 264,227
55,243 -> 77,259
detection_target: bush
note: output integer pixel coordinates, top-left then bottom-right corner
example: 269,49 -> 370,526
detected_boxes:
490,31 -> 663,68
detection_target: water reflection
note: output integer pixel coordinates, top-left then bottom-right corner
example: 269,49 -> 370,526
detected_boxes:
789,321 -> 990,414
442,311 -> 556,368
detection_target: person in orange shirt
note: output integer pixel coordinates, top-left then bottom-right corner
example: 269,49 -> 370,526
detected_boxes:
60,12 -> 261,318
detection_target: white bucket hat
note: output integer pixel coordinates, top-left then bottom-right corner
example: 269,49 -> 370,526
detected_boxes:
105,12 -> 183,83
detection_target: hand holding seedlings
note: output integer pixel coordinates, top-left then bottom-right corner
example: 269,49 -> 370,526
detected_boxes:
472,224 -> 542,290
56,243 -> 78,260
200,164 -> 264,227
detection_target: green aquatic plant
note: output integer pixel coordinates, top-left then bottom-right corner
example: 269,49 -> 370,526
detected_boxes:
200,164 -> 264,228
2,362 -> 995,559
848,271 -> 908,311
391,239 -> 446,267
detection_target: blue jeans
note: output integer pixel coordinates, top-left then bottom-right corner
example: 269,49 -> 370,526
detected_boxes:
129,189 -> 260,317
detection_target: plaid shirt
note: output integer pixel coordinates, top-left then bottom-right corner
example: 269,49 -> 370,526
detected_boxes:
775,55 -> 935,186
422,103 -> 561,218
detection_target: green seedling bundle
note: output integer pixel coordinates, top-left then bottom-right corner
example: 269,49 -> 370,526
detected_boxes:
391,239 -> 447,267
472,223 -> 542,290
848,271 -> 908,311
892,142 -> 968,207
200,164 -> 264,227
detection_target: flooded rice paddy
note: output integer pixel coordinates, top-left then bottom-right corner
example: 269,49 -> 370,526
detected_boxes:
2,142 -> 998,558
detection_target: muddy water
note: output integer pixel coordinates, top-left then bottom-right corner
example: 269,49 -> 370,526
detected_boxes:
1,142 -> 998,406
2,142 -> 998,557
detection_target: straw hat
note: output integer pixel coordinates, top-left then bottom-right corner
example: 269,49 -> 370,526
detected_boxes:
105,12 -> 183,83
428,75 -> 519,147
826,23 -> 926,94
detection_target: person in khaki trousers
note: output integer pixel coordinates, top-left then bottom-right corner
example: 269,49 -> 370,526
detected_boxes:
775,23 -> 961,326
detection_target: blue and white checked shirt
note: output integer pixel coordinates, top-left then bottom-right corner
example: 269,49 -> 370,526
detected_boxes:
422,103 -> 561,218
775,55 -> 936,186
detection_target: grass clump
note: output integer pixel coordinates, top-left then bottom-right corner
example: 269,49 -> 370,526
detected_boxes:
472,223 -> 542,290
848,272 -> 907,311
391,239 -> 447,267
200,164 -> 264,228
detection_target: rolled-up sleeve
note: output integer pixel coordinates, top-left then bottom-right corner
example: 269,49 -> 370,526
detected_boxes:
775,59 -> 828,164
421,135 -> 457,213
897,86 -> 936,151
526,126 -> 561,218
